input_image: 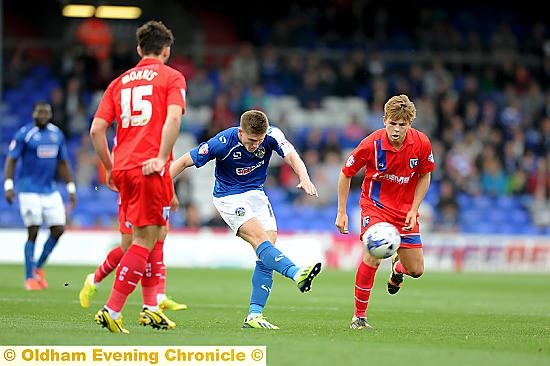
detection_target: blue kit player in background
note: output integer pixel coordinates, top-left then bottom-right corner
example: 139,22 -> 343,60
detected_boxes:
170,109 -> 322,329
3,101 -> 76,291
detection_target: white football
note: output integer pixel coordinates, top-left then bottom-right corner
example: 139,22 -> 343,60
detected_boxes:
363,222 -> 401,259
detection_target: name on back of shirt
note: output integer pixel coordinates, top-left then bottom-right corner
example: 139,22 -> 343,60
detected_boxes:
121,69 -> 158,85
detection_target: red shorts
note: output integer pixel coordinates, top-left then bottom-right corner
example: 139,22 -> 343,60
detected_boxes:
117,196 -> 132,235
360,208 -> 422,248
112,167 -> 174,228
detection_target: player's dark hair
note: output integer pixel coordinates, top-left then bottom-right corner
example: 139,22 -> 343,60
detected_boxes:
240,110 -> 269,135
33,101 -> 51,111
136,20 -> 174,56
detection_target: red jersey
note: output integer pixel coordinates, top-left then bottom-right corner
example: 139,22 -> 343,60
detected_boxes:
95,58 -> 186,170
342,128 -> 435,216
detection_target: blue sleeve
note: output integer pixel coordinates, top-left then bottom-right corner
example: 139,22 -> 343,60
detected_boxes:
7,127 -> 26,159
189,131 -> 228,168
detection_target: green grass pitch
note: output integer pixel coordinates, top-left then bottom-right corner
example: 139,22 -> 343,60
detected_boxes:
0,264 -> 548,366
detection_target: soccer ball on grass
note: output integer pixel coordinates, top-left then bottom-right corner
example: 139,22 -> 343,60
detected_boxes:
363,222 -> 401,259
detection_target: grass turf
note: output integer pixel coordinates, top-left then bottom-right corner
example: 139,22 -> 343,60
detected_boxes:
0,264 -> 548,366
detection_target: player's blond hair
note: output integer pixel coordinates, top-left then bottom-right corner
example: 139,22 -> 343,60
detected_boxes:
383,94 -> 417,124
240,110 -> 269,135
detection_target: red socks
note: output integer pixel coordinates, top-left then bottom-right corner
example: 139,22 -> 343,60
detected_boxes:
395,261 -> 410,275
354,261 -> 378,318
106,244 -> 149,312
94,246 -> 124,284
141,240 -> 164,307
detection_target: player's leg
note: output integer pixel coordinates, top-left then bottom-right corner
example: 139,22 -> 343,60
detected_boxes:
350,213 -> 385,329
95,169 -> 168,333
79,233 -> 130,308
18,193 -> 43,290
243,230 -> 277,329
216,191 -> 320,293
34,191 -> 67,288
93,202 -> 132,285
81,199 -> 132,307
24,226 -> 41,290
387,218 -> 423,295
239,221 -> 321,293
135,224 -> 176,330
351,250 -> 379,330
156,225 -> 187,311
34,225 -> 63,289
388,247 -> 424,295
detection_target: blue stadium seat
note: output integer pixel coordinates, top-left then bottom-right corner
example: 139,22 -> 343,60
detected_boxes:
0,208 -> 23,228
457,193 -> 473,208
495,195 -> 518,210
509,209 -> 530,225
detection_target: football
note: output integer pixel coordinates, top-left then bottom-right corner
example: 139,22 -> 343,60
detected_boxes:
363,222 -> 401,259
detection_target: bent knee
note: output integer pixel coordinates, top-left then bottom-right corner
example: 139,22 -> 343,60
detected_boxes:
408,268 -> 424,278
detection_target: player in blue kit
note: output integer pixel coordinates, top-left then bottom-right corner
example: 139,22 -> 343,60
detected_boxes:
170,109 -> 322,329
3,102 -> 76,290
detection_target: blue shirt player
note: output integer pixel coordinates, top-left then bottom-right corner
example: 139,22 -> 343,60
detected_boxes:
3,102 -> 76,291
170,109 -> 322,329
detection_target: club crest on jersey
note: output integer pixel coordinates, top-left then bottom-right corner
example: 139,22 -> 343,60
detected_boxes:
428,152 -> 434,163
409,158 -> 419,168
235,207 -> 246,217
362,216 -> 370,227
198,143 -> 209,155
346,155 -> 355,167
253,146 -> 265,158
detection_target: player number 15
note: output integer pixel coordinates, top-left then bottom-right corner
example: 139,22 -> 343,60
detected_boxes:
120,85 -> 153,128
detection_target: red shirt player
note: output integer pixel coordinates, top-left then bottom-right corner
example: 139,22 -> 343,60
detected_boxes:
335,94 -> 435,330
90,20 -> 186,334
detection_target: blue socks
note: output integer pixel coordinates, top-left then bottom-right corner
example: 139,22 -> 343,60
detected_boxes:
248,260 -> 273,317
24,241 -> 35,279
36,236 -> 59,268
255,241 -> 299,279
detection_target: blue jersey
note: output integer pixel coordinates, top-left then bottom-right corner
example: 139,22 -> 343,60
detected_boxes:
7,123 -> 69,194
190,127 -> 295,197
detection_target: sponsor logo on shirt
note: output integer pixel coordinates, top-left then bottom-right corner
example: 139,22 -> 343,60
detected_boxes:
36,145 -> 59,159
219,136 -> 227,143
198,143 -> 209,155
428,151 -> 434,163
346,155 -> 355,167
235,160 -> 265,175
409,158 -> 419,168
379,173 -> 412,185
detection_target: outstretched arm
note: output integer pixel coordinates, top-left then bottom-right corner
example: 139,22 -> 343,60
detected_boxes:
283,151 -> 317,196
170,152 -> 195,178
